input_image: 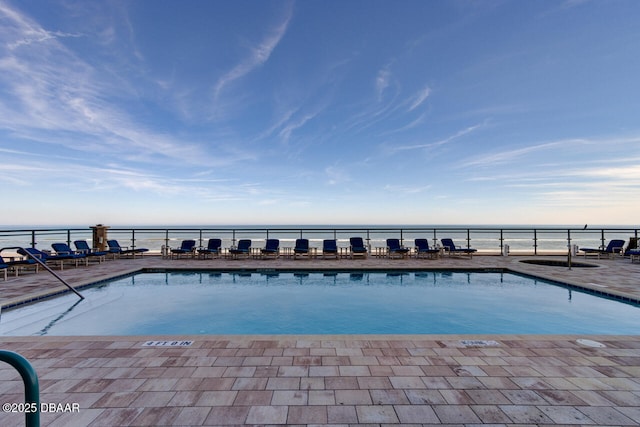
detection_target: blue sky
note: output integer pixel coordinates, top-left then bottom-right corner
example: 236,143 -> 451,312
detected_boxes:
1,0 -> 639,226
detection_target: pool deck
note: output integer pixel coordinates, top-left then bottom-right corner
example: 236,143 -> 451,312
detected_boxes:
1,254 -> 639,426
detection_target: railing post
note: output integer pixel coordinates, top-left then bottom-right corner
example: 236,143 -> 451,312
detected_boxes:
466,229 -> 471,249
600,229 -> 605,249
0,350 -> 40,427
131,229 -> 136,250
567,229 -> 572,270
164,230 -> 170,253
499,229 -> 504,254
533,229 -> 538,255
66,229 -> 71,247
31,231 -> 36,249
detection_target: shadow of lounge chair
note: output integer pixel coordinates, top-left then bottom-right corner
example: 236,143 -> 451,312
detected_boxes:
386,238 -> 410,259
579,239 -> 625,259
261,239 -> 280,259
170,239 -> 196,259
51,243 -> 89,267
74,240 -> 108,263
322,239 -> 338,259
349,237 -> 368,259
198,238 -> 222,259
229,239 -> 251,259
107,240 -> 149,258
440,238 -> 477,258
414,239 -> 440,259
294,239 -> 309,260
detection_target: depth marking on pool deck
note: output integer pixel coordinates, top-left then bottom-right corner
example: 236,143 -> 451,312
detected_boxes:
459,339 -> 500,347
142,340 -> 194,347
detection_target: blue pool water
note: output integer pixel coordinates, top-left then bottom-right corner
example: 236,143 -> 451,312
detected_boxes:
1,271 -> 639,335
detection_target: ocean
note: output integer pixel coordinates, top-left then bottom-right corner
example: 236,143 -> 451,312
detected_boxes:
1,224 -> 638,255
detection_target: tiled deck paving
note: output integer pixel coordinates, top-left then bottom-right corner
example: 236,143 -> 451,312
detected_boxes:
1,254 -> 639,426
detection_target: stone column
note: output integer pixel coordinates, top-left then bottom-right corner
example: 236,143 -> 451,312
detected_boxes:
91,224 -> 110,251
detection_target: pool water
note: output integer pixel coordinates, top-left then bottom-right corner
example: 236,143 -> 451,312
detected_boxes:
1,271 -> 639,335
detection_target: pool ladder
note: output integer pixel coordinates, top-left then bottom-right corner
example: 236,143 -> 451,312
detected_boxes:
1,247 -> 84,300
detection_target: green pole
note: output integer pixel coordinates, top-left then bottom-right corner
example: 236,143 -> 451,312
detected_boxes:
0,350 -> 40,427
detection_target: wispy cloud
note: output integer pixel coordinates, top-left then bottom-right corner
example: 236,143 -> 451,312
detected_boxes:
386,122 -> 485,153
213,3 -> 293,100
375,66 -> 391,100
460,136 -> 640,169
383,184 -> 431,194
407,85 -> 431,111
0,2 -> 235,168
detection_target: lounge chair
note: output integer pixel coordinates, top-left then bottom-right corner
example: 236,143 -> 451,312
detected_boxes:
579,239 -> 625,259
18,247 -> 77,270
440,238 -> 477,258
414,239 -> 440,259
0,255 -> 39,277
229,239 -> 251,259
0,261 -> 7,280
51,243 -> 89,267
624,237 -> 639,256
629,249 -> 640,263
170,239 -> 197,259
322,239 -> 339,259
261,239 -> 280,259
198,238 -> 222,259
107,239 -> 149,258
74,240 -> 108,263
349,237 -> 368,259
293,239 -> 309,259
386,238 -> 410,259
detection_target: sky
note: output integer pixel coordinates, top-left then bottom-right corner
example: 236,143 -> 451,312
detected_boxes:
1,0 -> 640,226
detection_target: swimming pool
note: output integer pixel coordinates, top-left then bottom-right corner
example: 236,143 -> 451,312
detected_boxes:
1,270 -> 639,335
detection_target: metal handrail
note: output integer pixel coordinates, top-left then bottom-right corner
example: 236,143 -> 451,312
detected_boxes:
1,226 -> 638,254
0,350 -> 40,427
1,247 -> 84,300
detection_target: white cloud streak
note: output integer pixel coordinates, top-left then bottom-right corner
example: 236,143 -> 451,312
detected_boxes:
213,3 -> 293,100
407,85 -> 431,111
388,122 -> 485,153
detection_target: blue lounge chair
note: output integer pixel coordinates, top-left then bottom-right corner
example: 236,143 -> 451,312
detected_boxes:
52,243 -> 89,266
386,238 -> 410,259
261,239 -> 280,259
170,239 -> 196,259
198,238 -> 222,259
229,239 -> 251,259
18,247 -> 76,270
74,240 -> 108,263
322,239 -> 338,259
0,254 -> 39,277
624,237 -> 638,256
440,238 -> 477,258
579,239 -> 625,259
293,239 -> 310,259
414,239 -> 440,259
349,237 -> 368,258
0,261 -> 7,280
107,239 -> 149,258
